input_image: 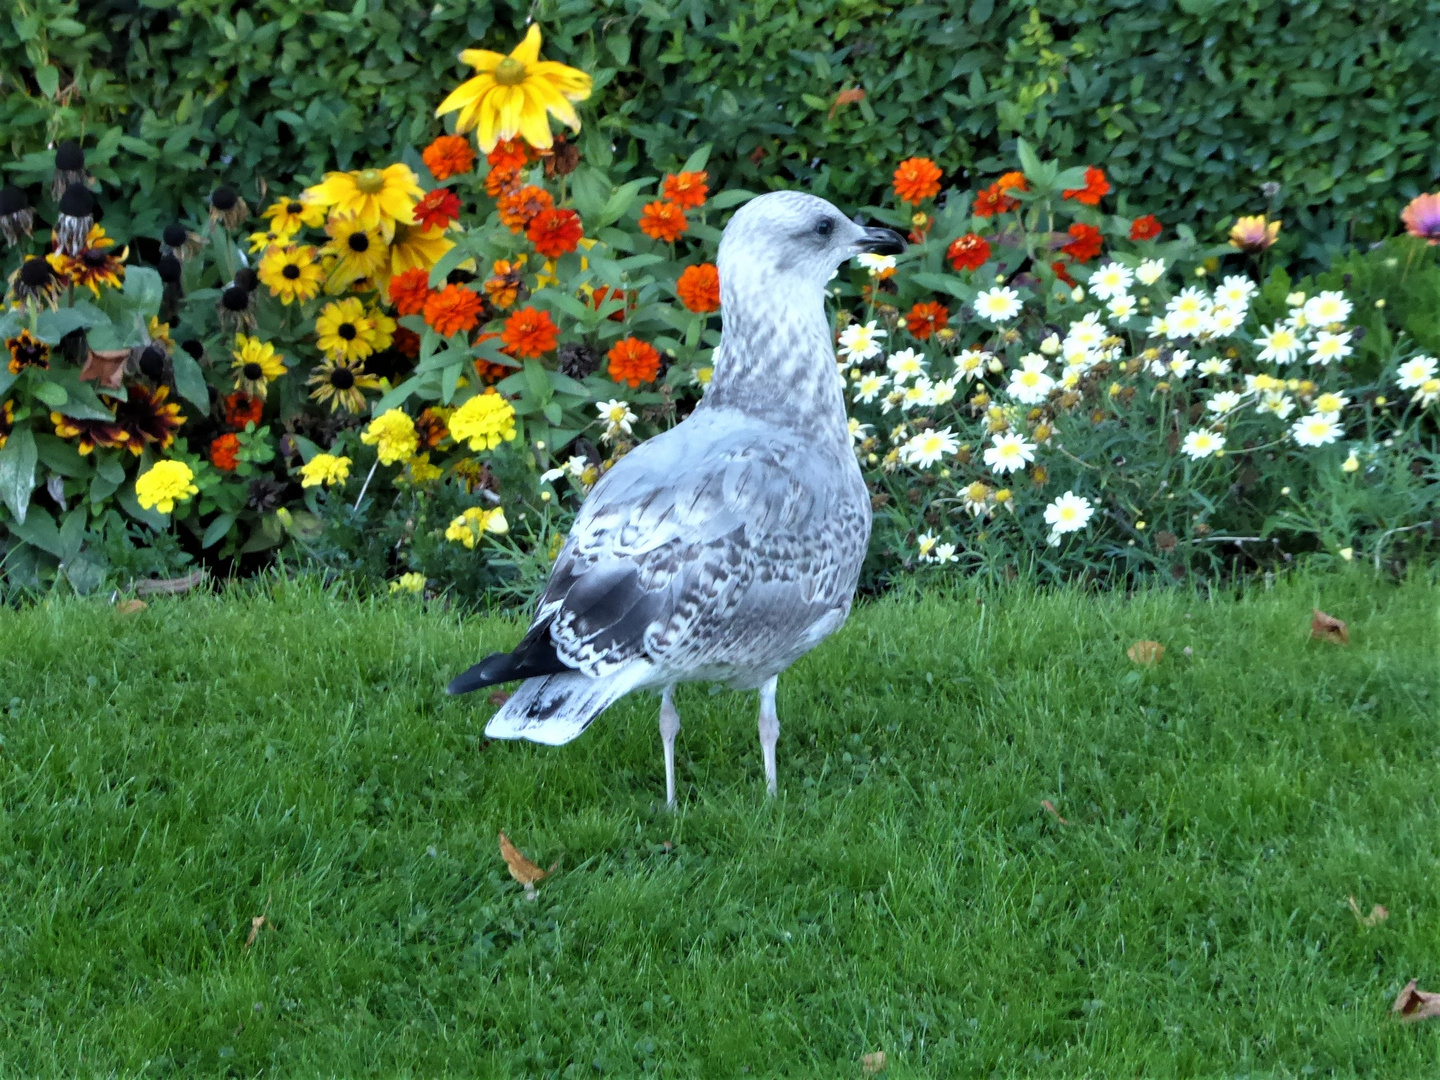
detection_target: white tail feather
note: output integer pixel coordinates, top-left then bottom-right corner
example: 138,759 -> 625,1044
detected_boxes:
485,660 -> 654,746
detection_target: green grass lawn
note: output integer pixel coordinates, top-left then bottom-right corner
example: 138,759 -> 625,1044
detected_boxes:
0,572 -> 1436,1078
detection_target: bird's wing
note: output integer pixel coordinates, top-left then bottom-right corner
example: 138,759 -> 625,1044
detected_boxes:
533,410 -> 867,678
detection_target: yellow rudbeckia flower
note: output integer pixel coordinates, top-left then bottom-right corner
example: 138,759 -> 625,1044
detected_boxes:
305,163 -> 423,235
435,25 -> 593,152
390,223 -> 455,279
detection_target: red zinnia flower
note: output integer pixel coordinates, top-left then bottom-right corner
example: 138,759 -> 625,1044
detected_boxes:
210,432 -> 241,471
423,284 -> 484,337
1129,214 -> 1162,241
388,267 -> 432,316
676,263 -> 720,313
1051,260 -> 1076,287
639,200 -> 688,243
1062,166 -> 1111,206
946,233 -> 990,272
606,337 -> 662,387
422,135 -> 475,182
662,171 -> 709,211
414,187 -> 461,232
223,391 -> 264,428
393,326 -> 420,358
590,285 -> 633,322
501,306 -> 559,358
1060,222 -> 1103,263
973,185 -> 1007,218
526,207 -> 584,258
893,157 -> 943,204
905,301 -> 949,341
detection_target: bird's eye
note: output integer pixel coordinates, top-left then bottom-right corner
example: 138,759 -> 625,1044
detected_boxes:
815,218 -> 835,238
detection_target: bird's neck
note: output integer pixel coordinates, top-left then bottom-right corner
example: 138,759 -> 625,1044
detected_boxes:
700,272 -> 849,439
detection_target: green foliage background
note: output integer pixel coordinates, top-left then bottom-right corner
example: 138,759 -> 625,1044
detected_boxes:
5,0 -> 1439,255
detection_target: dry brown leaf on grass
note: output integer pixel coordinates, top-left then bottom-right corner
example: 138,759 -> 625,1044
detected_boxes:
860,1050 -> 887,1075
1127,640 -> 1165,664
1311,609 -> 1349,645
1348,895 -> 1389,926
1393,980 -> 1440,1022
487,689 -> 511,707
244,893 -> 272,947
829,88 -> 867,118
499,831 -> 559,900
1041,800 -> 1070,825
114,598 -> 147,615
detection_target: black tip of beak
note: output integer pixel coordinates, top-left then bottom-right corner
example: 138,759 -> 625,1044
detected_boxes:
858,225 -> 907,256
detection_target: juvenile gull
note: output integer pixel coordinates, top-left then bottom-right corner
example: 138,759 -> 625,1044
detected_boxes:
446,192 -> 905,805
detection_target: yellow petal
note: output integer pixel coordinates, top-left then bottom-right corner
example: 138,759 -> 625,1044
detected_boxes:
381,163 -> 424,198
511,23 -> 543,65
308,173 -> 357,207
458,48 -> 505,72
519,84 -> 557,147
529,77 -> 581,131
378,188 -> 417,226
530,61 -> 593,102
495,86 -> 527,144
475,91 -> 502,151
436,74 -> 490,119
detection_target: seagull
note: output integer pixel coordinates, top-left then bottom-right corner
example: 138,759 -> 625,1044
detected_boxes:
446,191 -> 905,805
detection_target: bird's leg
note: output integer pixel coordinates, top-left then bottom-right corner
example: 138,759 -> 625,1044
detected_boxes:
659,685 -> 681,809
758,676 -> 780,797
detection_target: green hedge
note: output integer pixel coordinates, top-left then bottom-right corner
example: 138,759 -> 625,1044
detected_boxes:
5,0 -> 1439,249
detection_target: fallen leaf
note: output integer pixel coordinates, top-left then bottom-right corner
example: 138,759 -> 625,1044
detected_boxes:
499,831 -> 558,900
1393,979 -> 1440,1022
487,689 -> 511,707
861,1050 -> 887,1075
115,598 -> 147,615
1127,640 -> 1165,664
1311,609 -> 1349,645
244,915 -> 267,947
79,348 -> 130,388
828,87 -> 866,119
1348,895 -> 1389,926
1041,800 -> 1069,825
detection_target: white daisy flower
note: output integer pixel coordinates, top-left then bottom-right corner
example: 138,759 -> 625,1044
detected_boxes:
1065,313 -> 1106,350
856,252 -> 897,276
974,286 -> 1022,323
1206,390 -> 1242,416
1181,429 -> 1224,459
1255,324 -> 1303,364
915,532 -> 939,561
1039,333 -> 1062,355
932,542 -> 959,564
1167,309 -> 1207,339
1088,262 -> 1134,300
837,320 -> 886,361
1308,331 -> 1352,366
901,379 -> 932,411
879,389 -> 904,415
1166,287 -> 1210,317
540,454 -> 590,483
1043,490 -> 1094,544
1135,258 -> 1166,286
1291,412 -> 1343,447
899,426 -> 959,467
1208,305 -> 1244,337
1197,357 -> 1231,377
853,372 -> 888,403
1147,315 -> 1171,338
983,431 -> 1036,474
1396,355 -> 1437,390
1256,391 -> 1296,419
848,417 -> 872,443
1313,391 -> 1348,416
1413,378 -> 1440,406
1007,362 -> 1055,405
925,379 -> 958,407
597,399 -> 636,440
1214,275 -> 1257,308
886,347 -> 926,382
1167,351 -> 1195,378
954,349 -> 988,381
1106,293 -> 1137,323
1303,290 -> 1352,327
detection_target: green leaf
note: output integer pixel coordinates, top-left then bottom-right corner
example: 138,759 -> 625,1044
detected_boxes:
170,348 -> 210,411
34,434 -> 90,477
681,145 -> 712,175
49,371 -> 119,421
1016,138 -> 1043,180
0,423 -> 38,525
707,189 -> 757,211
597,180 -> 649,229
34,305 -> 109,345
427,245 -> 470,289
117,481 -> 169,530
122,267 -> 165,314
523,360 -> 553,404
36,64 -> 60,99
31,382 -> 69,408
202,512 -> 237,549
7,506 -> 62,557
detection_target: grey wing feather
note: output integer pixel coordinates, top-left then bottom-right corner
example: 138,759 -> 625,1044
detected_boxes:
532,409 -> 869,681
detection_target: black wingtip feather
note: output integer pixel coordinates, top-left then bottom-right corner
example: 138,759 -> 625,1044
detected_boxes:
445,620 -> 576,695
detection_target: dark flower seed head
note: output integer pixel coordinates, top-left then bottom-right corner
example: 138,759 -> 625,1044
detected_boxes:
287,201 -> 303,214
234,268 -> 259,291
58,185 -> 95,218
81,249 -> 109,269
211,185 -> 239,211
139,345 -> 166,380
347,232 -> 369,253
221,285 -> 251,310
162,223 -> 187,247
20,257 -> 54,287
242,361 -> 263,379
330,367 -> 356,390
337,323 -> 357,341
181,339 -> 204,359
0,186 -> 27,215
158,254 -> 183,283
282,263 -> 300,280
55,140 -> 85,172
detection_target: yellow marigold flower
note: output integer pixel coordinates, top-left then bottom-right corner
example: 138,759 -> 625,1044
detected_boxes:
445,505 -> 509,549
436,24 -> 593,151
298,452 -> 352,488
361,408 -> 419,465
258,245 -> 322,305
305,164 -> 423,234
135,459 -> 198,515
397,452 -> 443,485
448,389 -> 517,451
390,223 -> 454,278
230,334 -> 286,398
389,572 -> 426,595
315,297 -> 376,363
262,195 -> 327,233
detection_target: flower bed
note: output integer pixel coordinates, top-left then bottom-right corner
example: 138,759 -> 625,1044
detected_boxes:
0,28 -> 1435,598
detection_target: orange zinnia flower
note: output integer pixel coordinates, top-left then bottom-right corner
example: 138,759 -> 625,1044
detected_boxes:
1062,166 -> 1110,206
526,207 -> 583,257
501,306 -> 558,358
473,332 -> 509,382
487,139 -> 530,173
946,233 -> 990,272
662,171 -> 709,210
223,391 -> 264,428
483,259 -> 524,310
905,301 -> 949,341
497,185 -> 554,233
423,284 -> 484,337
1129,214 -> 1162,241
388,267 -> 432,316
996,171 -> 1028,195
485,165 -> 521,198
415,406 -> 449,449
590,285 -> 633,322
209,432 -> 241,471
893,157 -> 943,204
422,135 -> 475,182
676,263 -> 720,312
1059,222 -> 1103,263
606,337 -> 662,387
639,200 -> 687,243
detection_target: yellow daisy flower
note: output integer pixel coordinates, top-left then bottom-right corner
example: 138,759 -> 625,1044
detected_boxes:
247,227 -> 295,255
390,222 -> 455,278
435,24 -> 593,151
307,356 -> 380,413
315,297 -> 376,362
258,245 -> 323,305
321,215 -> 389,292
305,163 -> 422,234
230,334 -> 286,397
365,306 -> 397,352
262,195 -> 327,234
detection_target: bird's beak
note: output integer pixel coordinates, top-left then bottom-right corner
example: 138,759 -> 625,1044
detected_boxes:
855,225 -> 907,255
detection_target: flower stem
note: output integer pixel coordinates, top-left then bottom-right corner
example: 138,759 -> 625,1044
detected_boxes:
353,457 -> 380,510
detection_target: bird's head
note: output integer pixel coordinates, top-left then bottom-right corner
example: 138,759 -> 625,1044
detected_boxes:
717,191 -> 906,298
